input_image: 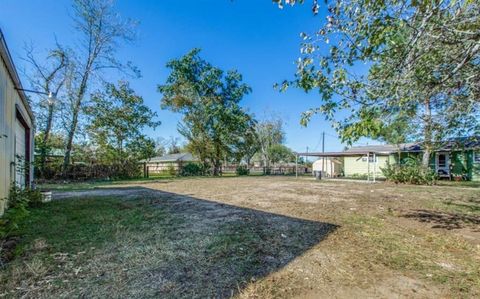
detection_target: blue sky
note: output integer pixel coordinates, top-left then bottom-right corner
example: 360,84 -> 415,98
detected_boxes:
0,0 -> 377,152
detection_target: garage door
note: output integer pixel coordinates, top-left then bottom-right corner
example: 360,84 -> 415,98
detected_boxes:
15,118 -> 26,188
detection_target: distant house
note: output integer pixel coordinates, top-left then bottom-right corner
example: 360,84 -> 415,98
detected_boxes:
0,30 -> 35,215
343,144 -> 399,178
140,153 -> 198,174
302,137 -> 480,181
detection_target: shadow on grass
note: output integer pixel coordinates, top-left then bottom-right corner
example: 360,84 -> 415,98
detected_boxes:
435,180 -> 480,188
8,187 -> 337,298
403,209 -> 480,230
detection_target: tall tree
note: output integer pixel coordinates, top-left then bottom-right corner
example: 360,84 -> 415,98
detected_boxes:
86,81 -> 160,164
256,115 -> 285,168
276,0 -> 480,166
62,0 -> 138,174
268,144 -> 295,166
158,49 -> 255,175
233,125 -> 258,166
23,45 -> 69,176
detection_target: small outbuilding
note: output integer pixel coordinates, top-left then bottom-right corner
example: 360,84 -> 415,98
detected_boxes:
0,29 -> 35,215
140,153 -> 198,174
312,157 -> 343,177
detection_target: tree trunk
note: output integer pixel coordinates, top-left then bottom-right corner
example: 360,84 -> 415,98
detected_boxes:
213,159 -> 220,176
61,66 -> 91,176
39,103 -> 55,177
422,147 -> 431,168
62,105 -> 80,176
422,98 -> 432,168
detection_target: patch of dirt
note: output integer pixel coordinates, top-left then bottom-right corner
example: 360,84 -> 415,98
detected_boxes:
28,177 -> 480,297
402,209 -> 480,230
0,236 -> 21,266
297,275 -> 443,299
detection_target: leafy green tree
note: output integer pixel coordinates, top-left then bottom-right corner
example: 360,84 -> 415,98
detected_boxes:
153,136 -> 184,157
126,136 -> 157,161
62,0 -> 138,174
86,81 -> 160,164
233,125 -> 259,166
158,49 -> 255,175
256,115 -> 285,167
276,0 -> 480,166
24,45 -> 69,177
268,144 -> 295,166
33,133 -> 65,177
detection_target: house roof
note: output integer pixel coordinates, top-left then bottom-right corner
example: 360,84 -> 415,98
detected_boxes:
345,144 -> 403,154
0,29 -> 34,122
404,137 -> 480,152
140,153 -> 197,163
298,151 -> 392,157
297,136 -> 480,157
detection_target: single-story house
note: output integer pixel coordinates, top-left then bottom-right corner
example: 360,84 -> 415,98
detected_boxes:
0,29 -> 35,215
140,153 -> 198,174
298,137 -> 480,181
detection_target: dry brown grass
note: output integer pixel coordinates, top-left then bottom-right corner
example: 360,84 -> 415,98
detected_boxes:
2,176 -> 479,298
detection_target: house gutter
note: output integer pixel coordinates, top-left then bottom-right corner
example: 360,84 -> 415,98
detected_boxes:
295,151 -> 393,157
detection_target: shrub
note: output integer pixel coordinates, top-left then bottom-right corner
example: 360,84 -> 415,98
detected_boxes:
25,188 -> 44,208
181,162 -> 203,176
381,158 -> 437,185
167,164 -> 177,176
236,165 -> 250,176
115,161 -> 143,179
60,160 -> 142,181
0,186 -> 42,239
346,173 -> 369,180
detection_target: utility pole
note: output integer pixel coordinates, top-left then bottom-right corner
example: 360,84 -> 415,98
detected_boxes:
322,132 -> 325,153
322,131 -> 325,173
295,154 -> 298,179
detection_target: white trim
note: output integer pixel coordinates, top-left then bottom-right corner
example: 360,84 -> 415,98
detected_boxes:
474,151 -> 480,164
435,152 -> 450,176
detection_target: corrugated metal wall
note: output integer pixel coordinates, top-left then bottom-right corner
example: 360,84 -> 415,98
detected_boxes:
0,58 -> 34,215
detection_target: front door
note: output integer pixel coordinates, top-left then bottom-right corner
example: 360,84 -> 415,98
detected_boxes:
436,152 -> 450,177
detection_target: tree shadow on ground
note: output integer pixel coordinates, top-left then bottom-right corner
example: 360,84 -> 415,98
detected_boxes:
49,187 -> 337,298
402,209 -> 480,231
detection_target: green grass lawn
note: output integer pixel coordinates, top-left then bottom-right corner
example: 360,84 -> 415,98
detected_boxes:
1,189 -> 333,298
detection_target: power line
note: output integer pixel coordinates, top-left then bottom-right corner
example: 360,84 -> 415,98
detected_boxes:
312,131 -> 338,151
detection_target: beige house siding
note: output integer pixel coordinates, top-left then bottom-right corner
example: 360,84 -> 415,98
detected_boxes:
343,155 -> 390,177
0,34 -> 34,216
147,162 -> 183,173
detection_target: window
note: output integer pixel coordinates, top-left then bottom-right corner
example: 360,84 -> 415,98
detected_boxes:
362,155 -> 378,162
474,151 -> 480,164
438,154 -> 447,168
